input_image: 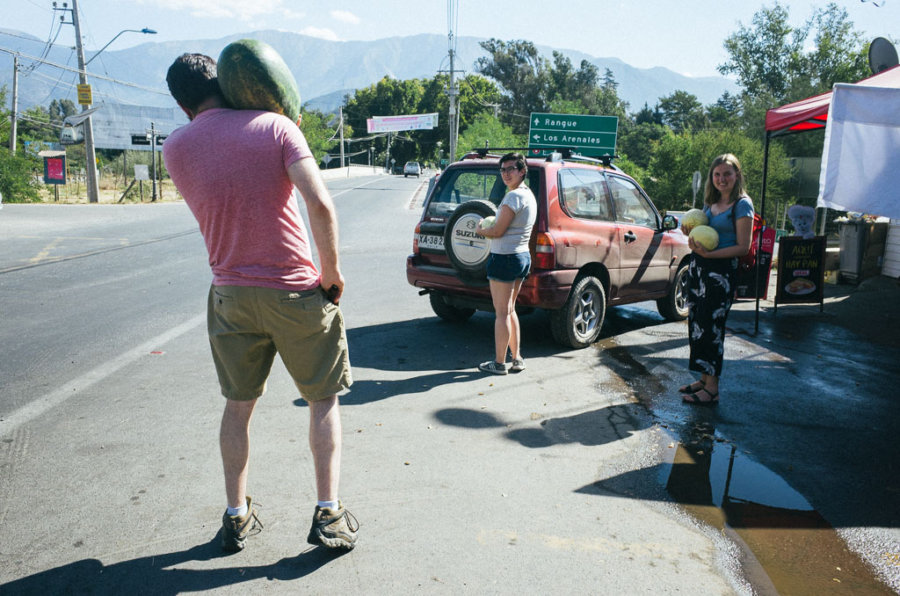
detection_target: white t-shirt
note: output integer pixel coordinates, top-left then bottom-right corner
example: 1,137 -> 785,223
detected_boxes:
492,186 -> 537,255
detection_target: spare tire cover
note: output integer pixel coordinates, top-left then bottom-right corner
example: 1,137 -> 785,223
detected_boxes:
443,199 -> 497,278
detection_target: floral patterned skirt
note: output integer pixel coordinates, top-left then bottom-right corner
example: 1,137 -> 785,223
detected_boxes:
686,255 -> 737,377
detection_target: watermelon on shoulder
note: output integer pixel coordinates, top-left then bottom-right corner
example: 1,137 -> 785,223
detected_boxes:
217,39 -> 301,123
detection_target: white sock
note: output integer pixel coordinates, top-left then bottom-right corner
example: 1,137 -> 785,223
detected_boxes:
226,503 -> 248,517
317,500 -> 339,510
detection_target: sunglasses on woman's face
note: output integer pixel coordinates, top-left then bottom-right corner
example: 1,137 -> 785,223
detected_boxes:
500,166 -> 520,174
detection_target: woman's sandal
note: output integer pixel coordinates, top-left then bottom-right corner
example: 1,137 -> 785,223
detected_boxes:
682,387 -> 719,406
678,380 -> 705,394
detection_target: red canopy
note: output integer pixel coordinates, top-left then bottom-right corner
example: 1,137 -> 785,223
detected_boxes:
764,65 -> 900,134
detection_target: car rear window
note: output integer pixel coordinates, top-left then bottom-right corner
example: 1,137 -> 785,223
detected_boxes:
424,167 -> 539,220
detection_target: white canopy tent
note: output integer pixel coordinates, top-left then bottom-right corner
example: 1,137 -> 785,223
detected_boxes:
818,83 -> 900,219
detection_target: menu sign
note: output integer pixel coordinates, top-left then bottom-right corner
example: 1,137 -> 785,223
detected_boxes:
775,236 -> 826,306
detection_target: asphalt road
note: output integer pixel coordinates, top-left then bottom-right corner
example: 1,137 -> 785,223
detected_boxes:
1,175 -> 898,594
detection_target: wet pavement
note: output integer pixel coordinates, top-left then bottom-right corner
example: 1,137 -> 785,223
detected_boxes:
596,272 -> 900,594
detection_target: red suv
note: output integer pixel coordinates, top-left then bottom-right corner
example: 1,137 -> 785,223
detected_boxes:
406,150 -> 690,348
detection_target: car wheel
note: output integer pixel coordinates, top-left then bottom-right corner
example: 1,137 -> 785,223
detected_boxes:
550,276 -> 606,349
443,200 -> 497,279
429,292 -> 475,322
656,260 -> 690,321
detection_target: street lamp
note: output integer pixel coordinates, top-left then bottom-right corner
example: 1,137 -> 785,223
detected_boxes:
72,15 -> 156,202
85,28 -> 157,65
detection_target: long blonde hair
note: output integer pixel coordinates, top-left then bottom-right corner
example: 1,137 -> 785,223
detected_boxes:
703,153 -> 747,206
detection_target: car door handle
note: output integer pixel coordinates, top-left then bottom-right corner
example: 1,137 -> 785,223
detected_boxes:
624,231 -> 637,243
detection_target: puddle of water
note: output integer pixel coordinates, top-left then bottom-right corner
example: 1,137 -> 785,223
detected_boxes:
661,427 -> 894,595
597,335 -> 895,593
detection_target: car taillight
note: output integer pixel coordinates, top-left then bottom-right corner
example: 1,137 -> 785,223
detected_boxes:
534,232 -> 555,269
413,222 -> 421,254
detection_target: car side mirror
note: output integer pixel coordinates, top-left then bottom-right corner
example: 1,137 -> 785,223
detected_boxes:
662,214 -> 679,230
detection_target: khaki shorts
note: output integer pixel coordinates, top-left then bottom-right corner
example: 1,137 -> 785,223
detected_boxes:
207,285 -> 352,402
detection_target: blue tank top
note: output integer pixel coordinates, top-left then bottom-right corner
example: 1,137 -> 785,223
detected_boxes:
704,197 -> 754,249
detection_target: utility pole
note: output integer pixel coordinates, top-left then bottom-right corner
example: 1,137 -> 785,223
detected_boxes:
440,0 -> 465,162
9,56 -> 17,153
65,0 -> 100,203
448,45 -> 458,162
339,106 -> 345,168
446,0 -> 460,162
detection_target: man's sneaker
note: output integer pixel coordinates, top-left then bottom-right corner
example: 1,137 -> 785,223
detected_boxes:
479,360 -> 508,375
510,358 -> 526,373
221,496 -> 263,552
307,502 -> 359,550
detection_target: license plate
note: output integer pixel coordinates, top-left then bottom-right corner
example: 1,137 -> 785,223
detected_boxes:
418,234 -> 444,250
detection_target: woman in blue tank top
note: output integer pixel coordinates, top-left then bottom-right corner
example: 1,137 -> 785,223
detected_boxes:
679,154 -> 755,405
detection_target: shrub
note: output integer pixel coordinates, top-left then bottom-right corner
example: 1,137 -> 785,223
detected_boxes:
0,148 -> 41,203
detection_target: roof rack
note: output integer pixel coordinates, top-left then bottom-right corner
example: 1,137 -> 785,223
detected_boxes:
467,147 -> 531,159
465,145 -> 619,169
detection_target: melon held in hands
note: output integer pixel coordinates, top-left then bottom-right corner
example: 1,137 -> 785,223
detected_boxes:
217,39 -> 301,123
681,208 -> 708,232
479,216 -> 496,229
689,225 -> 719,250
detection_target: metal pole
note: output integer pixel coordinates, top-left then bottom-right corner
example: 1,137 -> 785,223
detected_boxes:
448,47 -> 458,162
150,122 -> 158,202
10,56 -> 18,153
339,106 -> 345,168
447,0 -> 459,162
755,133 -> 772,335
71,0 -> 100,203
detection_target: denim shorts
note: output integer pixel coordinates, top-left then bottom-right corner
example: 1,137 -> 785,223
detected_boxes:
486,252 -> 531,282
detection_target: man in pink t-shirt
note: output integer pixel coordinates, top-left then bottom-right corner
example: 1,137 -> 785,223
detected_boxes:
163,53 -> 357,552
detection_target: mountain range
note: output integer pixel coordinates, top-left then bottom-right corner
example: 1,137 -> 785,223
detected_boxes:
1,28 -> 737,116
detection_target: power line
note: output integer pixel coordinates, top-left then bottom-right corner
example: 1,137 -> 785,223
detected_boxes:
0,46 -> 170,96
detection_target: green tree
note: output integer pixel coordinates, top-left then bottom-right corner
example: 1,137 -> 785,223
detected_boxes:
633,102 -> 662,126
646,128 -> 791,219
719,2 -> 871,157
705,92 -> 741,129
475,39 -> 551,134
547,52 -> 601,110
15,105 -> 56,144
719,3 -> 805,102
344,76 -> 427,166
795,3 -> 869,99
48,99 -> 77,127
298,108 -> 346,164
456,113 -> 523,157
617,122 -> 669,170
657,90 -> 706,134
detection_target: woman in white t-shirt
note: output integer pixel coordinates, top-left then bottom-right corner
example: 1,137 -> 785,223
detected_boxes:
476,152 -> 537,375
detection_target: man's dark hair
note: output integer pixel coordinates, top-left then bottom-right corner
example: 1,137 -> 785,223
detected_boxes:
165,53 -> 223,111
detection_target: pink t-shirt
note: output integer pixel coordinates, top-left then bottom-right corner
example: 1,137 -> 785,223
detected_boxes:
163,108 -> 319,291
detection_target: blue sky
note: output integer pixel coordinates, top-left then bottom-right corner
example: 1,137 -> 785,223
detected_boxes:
6,0 -> 898,78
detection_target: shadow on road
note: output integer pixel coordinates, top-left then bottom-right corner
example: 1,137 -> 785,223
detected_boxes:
0,535 -> 348,596
433,402 -> 650,450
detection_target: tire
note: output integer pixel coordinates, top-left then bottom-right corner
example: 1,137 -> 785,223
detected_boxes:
443,200 -> 497,279
429,292 -> 475,322
550,276 -> 606,349
656,260 -> 689,321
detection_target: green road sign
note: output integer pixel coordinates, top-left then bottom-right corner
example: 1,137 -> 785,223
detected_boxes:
527,112 -> 618,157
